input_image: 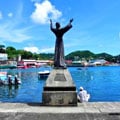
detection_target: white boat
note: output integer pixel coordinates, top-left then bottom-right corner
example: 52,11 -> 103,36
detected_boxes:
38,70 -> 50,79
0,72 -> 21,85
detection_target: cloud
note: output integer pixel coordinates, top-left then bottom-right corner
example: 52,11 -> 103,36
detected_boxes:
24,46 -> 40,53
31,0 -> 62,24
0,2 -> 32,43
0,11 -> 3,19
0,22 -> 32,43
8,13 -> 13,18
24,46 -> 54,53
39,47 -> 54,53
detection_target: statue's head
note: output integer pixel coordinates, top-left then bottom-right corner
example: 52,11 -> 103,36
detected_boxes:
56,22 -> 60,29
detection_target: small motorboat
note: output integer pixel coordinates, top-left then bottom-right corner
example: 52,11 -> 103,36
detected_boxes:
0,72 -> 21,85
38,70 -> 50,79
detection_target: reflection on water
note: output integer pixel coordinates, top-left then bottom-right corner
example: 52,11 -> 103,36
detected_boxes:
0,66 -> 120,102
0,85 -> 19,100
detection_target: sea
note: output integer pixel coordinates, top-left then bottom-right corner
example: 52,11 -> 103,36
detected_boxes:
0,66 -> 120,103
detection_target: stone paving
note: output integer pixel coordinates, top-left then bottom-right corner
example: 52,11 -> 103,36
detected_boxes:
0,102 -> 120,120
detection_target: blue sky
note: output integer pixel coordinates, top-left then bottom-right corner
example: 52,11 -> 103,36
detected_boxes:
0,0 -> 120,56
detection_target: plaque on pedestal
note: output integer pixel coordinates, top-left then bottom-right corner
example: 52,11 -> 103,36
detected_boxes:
42,69 -> 77,106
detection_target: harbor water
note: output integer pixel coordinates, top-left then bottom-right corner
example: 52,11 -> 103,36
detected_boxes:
0,66 -> 120,103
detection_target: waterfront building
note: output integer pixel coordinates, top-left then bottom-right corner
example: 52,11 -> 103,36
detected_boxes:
88,59 -> 109,66
17,59 -> 53,68
0,53 -> 8,61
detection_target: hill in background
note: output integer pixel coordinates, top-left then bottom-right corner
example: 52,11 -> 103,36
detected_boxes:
1,45 -> 120,63
65,50 -> 120,63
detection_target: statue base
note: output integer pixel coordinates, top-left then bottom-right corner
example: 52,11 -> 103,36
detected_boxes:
42,69 -> 77,106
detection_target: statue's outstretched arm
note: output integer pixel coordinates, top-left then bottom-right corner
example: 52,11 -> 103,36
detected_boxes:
68,18 -> 73,26
50,19 -> 53,29
61,18 -> 73,33
50,19 -> 56,33
69,18 -> 73,23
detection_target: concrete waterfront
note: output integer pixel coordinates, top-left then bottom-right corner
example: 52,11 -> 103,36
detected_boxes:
0,102 -> 120,120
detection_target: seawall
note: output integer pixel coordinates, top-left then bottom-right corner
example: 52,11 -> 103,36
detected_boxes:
0,102 -> 120,120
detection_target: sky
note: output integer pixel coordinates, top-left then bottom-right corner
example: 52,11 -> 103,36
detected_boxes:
0,0 -> 120,56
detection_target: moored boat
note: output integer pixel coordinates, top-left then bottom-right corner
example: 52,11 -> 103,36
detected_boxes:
0,72 -> 21,85
38,70 -> 50,79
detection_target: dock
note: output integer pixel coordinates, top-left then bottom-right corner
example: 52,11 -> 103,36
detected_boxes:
0,102 -> 120,120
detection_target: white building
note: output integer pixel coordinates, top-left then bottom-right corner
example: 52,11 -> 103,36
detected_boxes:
89,59 -> 107,66
0,53 -> 8,61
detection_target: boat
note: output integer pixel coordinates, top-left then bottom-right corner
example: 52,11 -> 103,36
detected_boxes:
38,65 -> 52,79
0,72 -> 21,85
38,70 -> 50,79
0,60 -> 17,69
0,64 -> 17,69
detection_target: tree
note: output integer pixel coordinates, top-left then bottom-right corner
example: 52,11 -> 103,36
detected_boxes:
0,45 -> 6,53
16,50 -> 33,59
39,53 -> 54,60
33,53 -> 41,60
6,46 -> 17,60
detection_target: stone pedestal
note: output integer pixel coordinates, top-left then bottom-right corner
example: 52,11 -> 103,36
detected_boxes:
42,69 -> 77,106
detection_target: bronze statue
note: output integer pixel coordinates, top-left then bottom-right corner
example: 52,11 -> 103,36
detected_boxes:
50,18 -> 73,69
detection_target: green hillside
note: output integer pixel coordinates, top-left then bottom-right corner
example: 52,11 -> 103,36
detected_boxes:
66,50 -> 95,61
1,45 -> 120,63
